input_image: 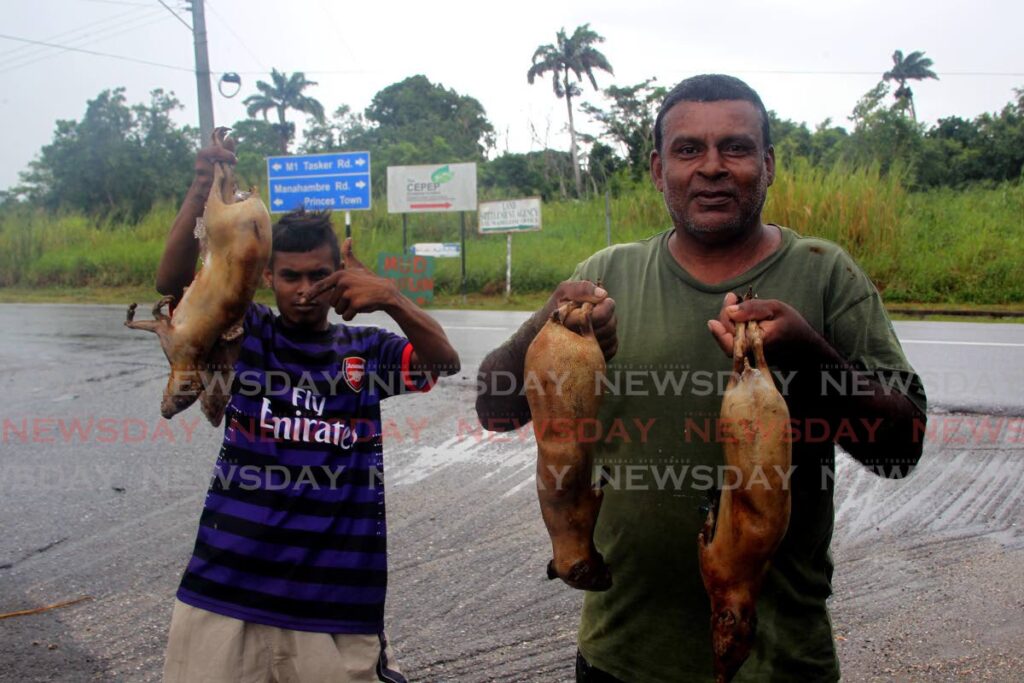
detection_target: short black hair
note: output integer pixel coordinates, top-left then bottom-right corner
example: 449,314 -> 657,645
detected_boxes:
270,209 -> 340,267
653,74 -> 771,153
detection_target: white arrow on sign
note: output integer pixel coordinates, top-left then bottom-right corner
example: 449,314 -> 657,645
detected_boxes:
271,163 -> 282,171
355,180 -> 366,188
273,198 -> 283,207
355,158 -> 366,166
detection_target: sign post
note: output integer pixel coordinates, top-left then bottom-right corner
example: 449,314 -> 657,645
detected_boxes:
460,213 -> 467,297
506,234 -> 512,297
477,197 -> 542,296
267,151 -> 371,213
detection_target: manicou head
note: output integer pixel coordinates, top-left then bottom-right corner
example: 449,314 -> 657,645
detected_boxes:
710,599 -> 757,682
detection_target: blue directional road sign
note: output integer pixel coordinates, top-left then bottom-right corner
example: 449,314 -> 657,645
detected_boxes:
266,151 -> 371,212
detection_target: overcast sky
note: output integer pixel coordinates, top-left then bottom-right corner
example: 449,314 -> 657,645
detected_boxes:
3,0 -> 1022,191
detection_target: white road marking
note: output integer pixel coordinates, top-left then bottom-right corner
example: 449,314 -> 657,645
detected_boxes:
444,331 -> 1024,347
442,324 -> 1024,347
901,339 -> 1024,348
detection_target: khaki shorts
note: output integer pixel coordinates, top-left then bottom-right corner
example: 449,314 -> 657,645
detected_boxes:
163,600 -> 405,683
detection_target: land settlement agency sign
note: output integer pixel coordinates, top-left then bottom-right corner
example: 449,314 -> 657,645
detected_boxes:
478,197 -> 542,233
386,163 -> 477,213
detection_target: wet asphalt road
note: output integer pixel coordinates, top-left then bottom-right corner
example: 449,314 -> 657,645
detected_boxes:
0,304 -> 1022,682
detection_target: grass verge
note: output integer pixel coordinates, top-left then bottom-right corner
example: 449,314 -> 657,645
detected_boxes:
2,164 -> 1021,306
2,286 -> 1021,321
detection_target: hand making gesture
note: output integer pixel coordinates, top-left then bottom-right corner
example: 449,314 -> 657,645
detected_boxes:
301,238 -> 400,321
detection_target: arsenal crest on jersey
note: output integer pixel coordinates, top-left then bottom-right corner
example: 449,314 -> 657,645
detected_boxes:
342,356 -> 366,392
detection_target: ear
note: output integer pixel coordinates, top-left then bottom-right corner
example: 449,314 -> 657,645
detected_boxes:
262,267 -> 273,288
765,145 -> 776,187
650,149 -> 665,192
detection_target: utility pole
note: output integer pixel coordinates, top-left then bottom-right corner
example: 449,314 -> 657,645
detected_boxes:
188,0 -> 215,143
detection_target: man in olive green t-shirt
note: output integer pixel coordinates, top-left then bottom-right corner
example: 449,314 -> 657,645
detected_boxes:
475,74 -> 926,682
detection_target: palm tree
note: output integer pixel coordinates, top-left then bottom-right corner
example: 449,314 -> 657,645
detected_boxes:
882,50 -> 938,122
243,69 -> 325,154
528,24 -> 614,197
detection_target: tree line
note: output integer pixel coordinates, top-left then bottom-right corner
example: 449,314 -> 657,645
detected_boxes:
3,26 -> 1023,221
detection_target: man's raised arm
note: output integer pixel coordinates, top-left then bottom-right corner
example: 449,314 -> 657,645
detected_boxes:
155,145 -> 236,300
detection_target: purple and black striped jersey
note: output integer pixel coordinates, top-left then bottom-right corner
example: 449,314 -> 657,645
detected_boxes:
176,304 -> 428,633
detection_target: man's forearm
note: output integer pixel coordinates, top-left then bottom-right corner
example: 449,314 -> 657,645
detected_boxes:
475,303 -> 557,432
155,180 -> 208,299
475,280 -> 614,433
387,296 -> 460,376
788,334 -> 925,477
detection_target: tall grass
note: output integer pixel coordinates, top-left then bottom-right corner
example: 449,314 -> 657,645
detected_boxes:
765,158 -> 908,294
887,184 -> 1024,302
1,164 -> 1021,304
0,204 -> 177,287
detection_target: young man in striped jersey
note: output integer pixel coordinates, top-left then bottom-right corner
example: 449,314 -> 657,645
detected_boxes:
156,142 -> 460,682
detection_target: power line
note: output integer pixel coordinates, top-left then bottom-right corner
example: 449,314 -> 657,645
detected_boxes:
0,13 -> 165,70
0,14 -> 172,74
0,9 -> 163,65
942,73 -> 1024,77
317,0 -> 361,72
0,26 -> 1016,84
204,0 -> 265,71
730,69 -> 1024,77
0,5 -> 157,61
213,69 -> 368,76
222,68 -> 1022,78
0,33 -> 192,72
155,0 -> 192,31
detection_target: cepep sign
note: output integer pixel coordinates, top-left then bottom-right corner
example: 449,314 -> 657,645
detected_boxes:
386,163 -> 477,213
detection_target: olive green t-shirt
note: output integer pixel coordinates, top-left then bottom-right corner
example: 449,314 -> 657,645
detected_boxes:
572,226 -> 926,682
